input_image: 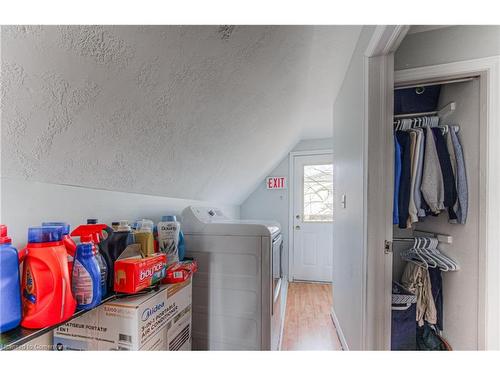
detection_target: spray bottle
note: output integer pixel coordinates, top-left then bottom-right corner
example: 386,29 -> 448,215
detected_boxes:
71,223 -> 110,298
72,242 -> 102,310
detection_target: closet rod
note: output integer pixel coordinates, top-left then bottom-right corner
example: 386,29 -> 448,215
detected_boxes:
394,76 -> 479,90
393,238 -> 416,243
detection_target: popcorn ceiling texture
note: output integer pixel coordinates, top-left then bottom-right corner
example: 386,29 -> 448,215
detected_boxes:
1,25 -> 361,204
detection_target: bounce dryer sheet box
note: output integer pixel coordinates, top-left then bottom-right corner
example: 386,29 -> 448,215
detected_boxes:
53,278 -> 192,351
114,253 -> 167,294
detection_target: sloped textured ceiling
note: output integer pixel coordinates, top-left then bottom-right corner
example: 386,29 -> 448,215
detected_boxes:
1,25 -> 361,204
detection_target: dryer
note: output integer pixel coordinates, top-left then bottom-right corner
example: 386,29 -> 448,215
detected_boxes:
181,206 -> 283,350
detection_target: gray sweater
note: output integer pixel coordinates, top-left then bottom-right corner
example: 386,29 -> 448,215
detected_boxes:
450,128 -> 468,224
421,126 -> 445,214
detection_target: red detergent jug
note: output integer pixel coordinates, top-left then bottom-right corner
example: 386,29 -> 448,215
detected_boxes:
19,226 -> 76,329
42,222 -> 76,274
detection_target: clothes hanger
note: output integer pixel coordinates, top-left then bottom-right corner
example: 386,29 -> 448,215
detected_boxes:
425,237 -> 450,271
428,237 -> 459,271
402,238 -> 428,268
418,237 -> 438,268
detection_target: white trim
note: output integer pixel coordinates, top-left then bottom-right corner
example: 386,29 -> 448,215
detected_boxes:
407,25 -> 453,35
365,25 -> 410,57
395,56 -> 500,350
288,149 -> 333,282
357,25 -> 409,350
277,279 -> 288,351
331,308 -> 349,350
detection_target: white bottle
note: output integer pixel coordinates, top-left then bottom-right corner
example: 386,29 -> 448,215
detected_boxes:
157,215 -> 180,265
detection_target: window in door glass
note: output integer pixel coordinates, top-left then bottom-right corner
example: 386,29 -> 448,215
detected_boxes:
303,164 -> 333,222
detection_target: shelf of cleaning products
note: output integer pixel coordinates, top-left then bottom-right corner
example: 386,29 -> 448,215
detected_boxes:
0,294 -> 117,351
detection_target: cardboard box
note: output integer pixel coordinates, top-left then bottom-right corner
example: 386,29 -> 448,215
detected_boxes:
53,278 -> 192,351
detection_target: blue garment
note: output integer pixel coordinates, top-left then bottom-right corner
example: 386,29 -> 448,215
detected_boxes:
396,131 -> 412,228
393,135 -> 402,225
428,267 -> 443,331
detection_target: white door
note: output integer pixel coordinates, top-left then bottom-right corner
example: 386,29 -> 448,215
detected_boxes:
292,153 -> 334,282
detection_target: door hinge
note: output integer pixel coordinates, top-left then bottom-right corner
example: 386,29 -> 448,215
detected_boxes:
384,240 -> 393,254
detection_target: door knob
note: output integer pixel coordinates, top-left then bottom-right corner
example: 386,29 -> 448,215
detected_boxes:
295,214 -> 300,219
295,225 -> 301,230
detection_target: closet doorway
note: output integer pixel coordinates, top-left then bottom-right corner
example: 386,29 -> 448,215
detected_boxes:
289,151 -> 333,283
387,57 -> 499,350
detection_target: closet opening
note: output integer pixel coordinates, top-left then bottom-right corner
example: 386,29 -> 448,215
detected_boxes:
390,73 -> 484,351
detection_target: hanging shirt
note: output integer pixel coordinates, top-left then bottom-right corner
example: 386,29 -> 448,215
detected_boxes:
421,127 -> 445,214
431,127 -> 458,222
408,130 -> 421,226
450,128 -> 468,224
413,129 -> 426,218
393,135 -> 402,225
396,131 -> 412,229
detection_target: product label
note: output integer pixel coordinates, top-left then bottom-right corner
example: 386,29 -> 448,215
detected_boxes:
22,262 -> 37,315
72,259 -> 93,305
96,253 -> 107,291
157,222 -> 180,265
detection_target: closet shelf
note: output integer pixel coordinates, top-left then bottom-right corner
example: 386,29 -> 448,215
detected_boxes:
393,101 -> 456,120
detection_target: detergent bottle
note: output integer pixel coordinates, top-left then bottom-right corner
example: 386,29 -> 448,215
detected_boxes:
20,226 -> 76,329
72,243 -> 102,310
100,220 -> 135,291
134,219 -> 155,257
41,222 -> 76,274
158,216 -> 182,265
0,225 -> 22,333
71,223 -> 110,298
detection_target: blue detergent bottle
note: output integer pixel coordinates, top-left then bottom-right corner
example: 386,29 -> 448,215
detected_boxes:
0,224 -> 22,333
72,243 -> 102,310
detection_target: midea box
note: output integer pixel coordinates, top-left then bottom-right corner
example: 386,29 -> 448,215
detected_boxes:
53,278 -> 192,351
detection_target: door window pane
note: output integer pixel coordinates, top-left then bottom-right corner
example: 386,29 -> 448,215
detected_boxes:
303,164 -> 333,222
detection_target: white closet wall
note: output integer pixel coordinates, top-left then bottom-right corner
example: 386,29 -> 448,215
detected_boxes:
414,79 -> 481,350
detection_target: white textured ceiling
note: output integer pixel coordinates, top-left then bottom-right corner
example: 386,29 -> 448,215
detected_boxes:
1,25 -> 361,204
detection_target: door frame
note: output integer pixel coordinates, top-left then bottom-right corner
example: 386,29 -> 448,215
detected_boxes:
287,149 -> 333,282
392,56 -> 500,350
361,25 -> 410,350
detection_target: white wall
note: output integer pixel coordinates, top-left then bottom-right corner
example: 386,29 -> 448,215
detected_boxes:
1,177 -> 239,250
240,138 -> 332,280
395,25 -> 500,70
1,25 -> 360,205
331,26 -> 376,350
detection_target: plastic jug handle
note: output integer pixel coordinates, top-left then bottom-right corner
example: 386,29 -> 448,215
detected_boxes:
18,247 -> 28,263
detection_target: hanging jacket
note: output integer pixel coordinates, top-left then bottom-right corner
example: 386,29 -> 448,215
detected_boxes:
450,128 -> 468,224
413,129 -> 426,218
431,127 -> 458,222
408,130 -> 423,226
396,131 -> 411,228
421,127 -> 445,214
393,135 -> 402,225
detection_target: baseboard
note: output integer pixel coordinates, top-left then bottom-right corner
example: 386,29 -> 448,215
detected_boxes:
330,308 -> 349,351
278,280 -> 288,351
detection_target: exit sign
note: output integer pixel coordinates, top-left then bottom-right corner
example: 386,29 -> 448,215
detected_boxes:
266,176 -> 287,190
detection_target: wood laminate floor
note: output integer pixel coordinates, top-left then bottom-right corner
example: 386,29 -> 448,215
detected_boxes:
281,282 -> 342,351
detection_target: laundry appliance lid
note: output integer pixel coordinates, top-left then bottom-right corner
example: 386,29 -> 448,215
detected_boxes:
181,206 -> 280,236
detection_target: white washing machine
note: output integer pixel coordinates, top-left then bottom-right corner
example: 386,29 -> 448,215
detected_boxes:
181,206 -> 283,350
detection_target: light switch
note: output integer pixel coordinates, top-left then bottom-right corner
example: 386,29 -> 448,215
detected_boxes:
341,194 -> 346,209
